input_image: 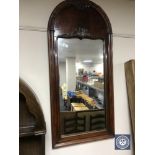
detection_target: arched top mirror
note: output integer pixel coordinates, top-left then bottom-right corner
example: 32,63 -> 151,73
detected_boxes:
48,0 -> 114,148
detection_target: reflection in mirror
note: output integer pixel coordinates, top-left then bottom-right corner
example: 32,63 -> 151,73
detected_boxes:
58,39 -> 106,135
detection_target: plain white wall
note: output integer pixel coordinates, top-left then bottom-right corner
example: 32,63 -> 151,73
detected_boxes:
66,58 -> 76,91
59,62 -> 66,86
19,0 -> 135,155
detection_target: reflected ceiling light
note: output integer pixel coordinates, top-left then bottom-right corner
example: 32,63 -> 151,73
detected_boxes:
100,55 -> 103,59
83,60 -> 93,63
62,43 -> 68,48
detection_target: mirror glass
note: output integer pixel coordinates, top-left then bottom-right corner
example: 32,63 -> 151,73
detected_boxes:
58,38 -> 105,135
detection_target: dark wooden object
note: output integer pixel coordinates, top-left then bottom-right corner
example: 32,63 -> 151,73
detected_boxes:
125,60 -> 135,146
19,79 -> 46,155
90,114 -> 105,131
48,0 -> 114,148
64,116 -> 86,134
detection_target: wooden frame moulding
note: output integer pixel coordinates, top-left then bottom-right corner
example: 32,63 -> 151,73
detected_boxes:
47,0 -> 115,148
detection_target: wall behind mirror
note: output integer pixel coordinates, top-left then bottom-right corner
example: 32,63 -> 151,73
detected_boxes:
20,0 -> 135,153
58,39 -> 106,135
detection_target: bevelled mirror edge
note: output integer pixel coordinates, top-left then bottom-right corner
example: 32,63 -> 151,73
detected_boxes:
47,0 -> 114,148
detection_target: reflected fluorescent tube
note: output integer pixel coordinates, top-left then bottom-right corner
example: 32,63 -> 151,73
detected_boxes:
83,60 -> 93,63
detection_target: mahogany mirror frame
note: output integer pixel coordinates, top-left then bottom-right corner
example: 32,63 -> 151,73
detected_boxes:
47,0 -> 114,148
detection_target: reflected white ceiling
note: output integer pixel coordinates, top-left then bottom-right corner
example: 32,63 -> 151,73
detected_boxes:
58,38 -> 104,64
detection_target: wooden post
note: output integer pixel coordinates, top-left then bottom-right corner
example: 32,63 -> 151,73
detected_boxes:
125,59 -> 135,151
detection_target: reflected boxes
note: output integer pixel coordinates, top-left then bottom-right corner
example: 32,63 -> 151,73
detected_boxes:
94,81 -> 104,89
71,103 -> 89,111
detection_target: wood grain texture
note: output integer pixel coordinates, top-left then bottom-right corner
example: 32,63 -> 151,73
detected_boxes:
19,79 -> 46,135
48,0 -> 115,148
19,136 -> 45,155
125,60 -> 135,146
19,79 -> 46,155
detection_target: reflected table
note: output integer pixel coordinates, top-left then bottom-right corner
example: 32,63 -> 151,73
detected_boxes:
71,103 -> 89,111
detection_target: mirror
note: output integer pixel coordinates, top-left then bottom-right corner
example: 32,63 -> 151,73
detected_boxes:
48,0 -> 114,148
58,38 -> 105,135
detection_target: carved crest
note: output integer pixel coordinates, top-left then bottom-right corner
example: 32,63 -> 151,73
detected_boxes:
73,26 -> 90,37
59,26 -> 90,39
